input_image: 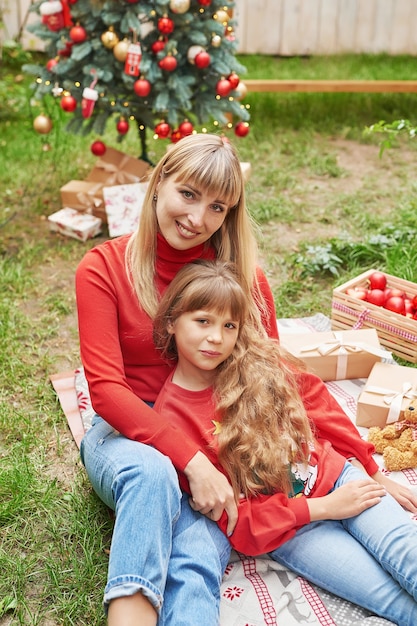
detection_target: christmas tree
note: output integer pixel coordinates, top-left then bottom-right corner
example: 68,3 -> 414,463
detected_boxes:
24,0 -> 250,161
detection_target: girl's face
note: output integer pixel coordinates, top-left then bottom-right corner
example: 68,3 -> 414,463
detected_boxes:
168,307 -> 239,389
155,176 -> 229,250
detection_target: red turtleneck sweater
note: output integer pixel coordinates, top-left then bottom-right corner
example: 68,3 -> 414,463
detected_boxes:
75,233 -> 278,471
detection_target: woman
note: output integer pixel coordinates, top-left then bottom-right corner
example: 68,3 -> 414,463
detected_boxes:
75,134 -> 278,625
153,259 -> 417,626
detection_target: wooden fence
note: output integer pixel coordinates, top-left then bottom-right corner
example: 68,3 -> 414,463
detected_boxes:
2,0 -> 417,55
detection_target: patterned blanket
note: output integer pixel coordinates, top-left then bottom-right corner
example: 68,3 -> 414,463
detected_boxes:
52,314 -> 417,626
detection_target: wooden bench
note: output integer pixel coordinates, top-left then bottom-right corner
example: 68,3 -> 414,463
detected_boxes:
244,79 -> 417,93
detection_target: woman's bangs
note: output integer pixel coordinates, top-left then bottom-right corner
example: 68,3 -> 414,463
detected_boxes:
178,151 -> 241,208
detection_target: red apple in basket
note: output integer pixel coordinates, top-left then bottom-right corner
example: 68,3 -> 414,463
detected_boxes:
366,289 -> 385,306
346,287 -> 368,301
385,296 -> 406,315
368,271 -> 387,291
404,299 -> 415,316
384,287 -> 406,301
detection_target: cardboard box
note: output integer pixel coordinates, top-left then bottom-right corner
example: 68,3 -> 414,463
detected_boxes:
356,361 -> 417,428
60,180 -> 106,221
280,328 -> 388,381
103,182 -> 148,237
48,208 -> 102,242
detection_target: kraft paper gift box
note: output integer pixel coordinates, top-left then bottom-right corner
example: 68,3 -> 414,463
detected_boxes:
48,207 -> 102,242
60,180 -> 106,221
356,361 -> 417,428
103,182 -> 148,237
280,328 -> 388,381
86,146 -> 151,188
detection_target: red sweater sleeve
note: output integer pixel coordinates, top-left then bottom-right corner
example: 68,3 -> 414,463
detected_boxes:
295,370 -> 379,476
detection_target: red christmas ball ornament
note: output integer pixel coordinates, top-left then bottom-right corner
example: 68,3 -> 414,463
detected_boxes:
228,72 -> 240,89
194,51 -> 211,69
57,41 -> 73,57
170,129 -> 182,143
179,120 -> 194,136
155,121 -> 171,138
60,94 -> 77,112
126,0 -> 140,2
68,0 -> 78,4
133,78 -> 151,97
69,24 -> 87,43
158,54 -> 177,72
117,118 -> 130,135
151,38 -> 166,54
216,78 -> 232,97
46,58 -> 59,72
158,16 -> 175,35
234,121 -> 250,137
90,140 -> 107,156
198,0 -> 212,5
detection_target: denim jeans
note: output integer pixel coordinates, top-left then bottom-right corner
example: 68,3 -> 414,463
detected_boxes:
80,415 -> 231,625
270,462 -> 417,626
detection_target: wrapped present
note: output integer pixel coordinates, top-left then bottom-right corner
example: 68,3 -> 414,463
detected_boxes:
280,328 -> 388,381
48,207 -> 102,242
103,182 -> 148,237
356,361 -> 417,428
86,146 -> 151,187
60,180 -> 106,221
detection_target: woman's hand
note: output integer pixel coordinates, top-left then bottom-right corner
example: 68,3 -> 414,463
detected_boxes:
308,479 -> 386,521
371,469 -> 417,513
184,451 -> 238,536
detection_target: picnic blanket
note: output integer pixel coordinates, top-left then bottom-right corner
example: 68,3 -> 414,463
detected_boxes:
52,313 -> 417,626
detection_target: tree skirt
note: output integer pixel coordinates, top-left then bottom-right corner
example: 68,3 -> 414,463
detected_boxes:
52,314 -> 416,626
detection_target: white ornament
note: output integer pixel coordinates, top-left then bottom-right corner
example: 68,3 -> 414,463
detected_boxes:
169,0 -> 191,13
187,45 -> 205,64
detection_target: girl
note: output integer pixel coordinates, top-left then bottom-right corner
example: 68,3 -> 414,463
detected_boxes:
153,259 -> 417,626
76,133 -> 278,625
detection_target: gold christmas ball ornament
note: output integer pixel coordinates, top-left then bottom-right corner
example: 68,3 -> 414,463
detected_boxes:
211,34 -> 222,47
214,9 -> 230,24
169,0 -> 190,13
187,44 -> 205,63
235,81 -> 248,100
33,113 -> 53,134
113,38 -> 130,61
101,27 -> 119,49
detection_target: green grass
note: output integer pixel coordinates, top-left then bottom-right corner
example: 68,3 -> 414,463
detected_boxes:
2,48 -> 417,624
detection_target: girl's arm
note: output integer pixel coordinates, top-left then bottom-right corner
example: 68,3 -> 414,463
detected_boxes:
296,370 -> 379,476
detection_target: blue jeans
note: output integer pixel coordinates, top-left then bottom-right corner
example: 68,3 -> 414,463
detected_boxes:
270,463 -> 417,626
80,415 -> 231,625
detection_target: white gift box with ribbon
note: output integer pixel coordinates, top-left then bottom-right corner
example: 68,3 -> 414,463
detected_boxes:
280,328 -> 389,381
356,361 -> 417,428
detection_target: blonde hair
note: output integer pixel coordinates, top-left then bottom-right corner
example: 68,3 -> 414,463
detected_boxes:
126,133 -> 262,318
154,260 -> 314,499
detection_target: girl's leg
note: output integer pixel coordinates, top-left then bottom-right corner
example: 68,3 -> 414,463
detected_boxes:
159,495 -> 231,626
80,416 -> 182,614
269,464 -> 417,626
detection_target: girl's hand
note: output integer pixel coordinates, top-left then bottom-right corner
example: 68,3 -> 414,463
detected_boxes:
308,479 -> 386,521
185,451 -> 238,536
371,470 -> 417,514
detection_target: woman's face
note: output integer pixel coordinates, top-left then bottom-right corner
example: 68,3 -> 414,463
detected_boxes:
155,176 -> 229,250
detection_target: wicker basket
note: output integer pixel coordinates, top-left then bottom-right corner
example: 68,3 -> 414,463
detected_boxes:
331,269 -> 417,363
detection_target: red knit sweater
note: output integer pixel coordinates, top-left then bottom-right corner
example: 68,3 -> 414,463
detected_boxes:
154,369 -> 378,556
75,233 -> 278,471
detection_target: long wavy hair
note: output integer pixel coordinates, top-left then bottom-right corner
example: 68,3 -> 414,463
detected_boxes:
126,133 -> 263,318
153,260 -> 314,498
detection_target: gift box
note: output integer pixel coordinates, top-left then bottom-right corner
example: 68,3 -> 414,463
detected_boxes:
331,269 -> 417,363
60,180 -> 106,221
240,162 -> 251,182
280,328 -> 388,381
103,182 -> 148,237
356,361 -> 417,428
86,146 -> 150,187
48,207 -> 102,242
60,147 -> 151,223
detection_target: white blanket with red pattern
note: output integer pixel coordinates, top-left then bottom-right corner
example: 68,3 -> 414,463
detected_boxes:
54,314 -> 417,626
